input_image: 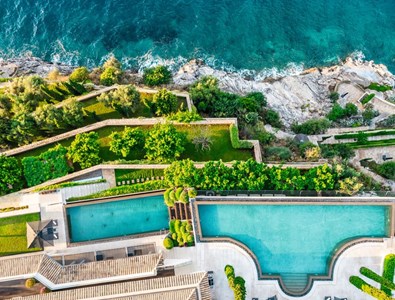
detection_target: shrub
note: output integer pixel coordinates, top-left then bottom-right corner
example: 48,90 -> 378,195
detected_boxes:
329,92 -> 339,102
100,66 -> 120,86
0,155 -> 24,195
327,103 -> 345,121
377,115 -> 395,128
291,118 -> 331,135
188,188 -> 197,198
224,265 -> 246,300
382,254 -> 395,295
367,83 -> 392,92
229,124 -> 253,149
167,110 -> 203,123
262,109 -> 282,128
361,93 -> 375,105
47,68 -> 60,80
25,278 -> 36,288
266,146 -> 292,161
225,265 -> 235,278
350,275 -> 392,300
360,267 -> 395,292
304,146 -> 321,160
151,89 -> 178,116
163,237 -> 174,249
378,162 -> 395,180
110,127 -> 145,158
143,65 -> 172,86
69,67 -> 89,83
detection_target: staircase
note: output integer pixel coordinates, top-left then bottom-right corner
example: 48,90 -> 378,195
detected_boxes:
280,273 -> 309,294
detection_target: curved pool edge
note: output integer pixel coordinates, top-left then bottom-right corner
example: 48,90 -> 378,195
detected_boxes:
198,235 -> 385,297
191,196 -> 393,297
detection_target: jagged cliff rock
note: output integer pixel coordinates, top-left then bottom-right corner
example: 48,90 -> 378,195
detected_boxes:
174,58 -> 395,127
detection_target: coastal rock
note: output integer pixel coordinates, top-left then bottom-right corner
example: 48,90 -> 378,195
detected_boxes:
173,58 -> 395,127
0,56 -> 74,78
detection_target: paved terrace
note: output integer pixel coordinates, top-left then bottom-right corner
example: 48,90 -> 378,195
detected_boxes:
11,272 -> 210,300
0,252 -> 161,290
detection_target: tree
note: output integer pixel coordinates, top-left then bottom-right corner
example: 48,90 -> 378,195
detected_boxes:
103,56 -> 122,70
22,145 -> 71,187
344,103 -> 358,116
68,132 -> 101,169
62,99 -> 85,128
97,85 -> 140,117
7,114 -> 37,146
69,67 -> 89,82
144,123 -> 186,162
33,104 -> 63,132
0,155 -> 24,195
109,127 -> 145,157
151,89 -> 178,116
143,65 -> 172,86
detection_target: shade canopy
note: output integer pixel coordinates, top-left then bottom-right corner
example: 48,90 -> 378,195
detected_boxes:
26,220 -> 55,249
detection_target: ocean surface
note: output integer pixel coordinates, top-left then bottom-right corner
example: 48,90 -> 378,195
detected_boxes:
0,0 -> 394,75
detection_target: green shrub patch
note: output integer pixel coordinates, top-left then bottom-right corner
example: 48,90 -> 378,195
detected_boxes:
224,265 -> 246,300
164,220 -> 194,248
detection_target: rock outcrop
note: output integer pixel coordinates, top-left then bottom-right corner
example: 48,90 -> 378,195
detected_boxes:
174,58 -> 395,127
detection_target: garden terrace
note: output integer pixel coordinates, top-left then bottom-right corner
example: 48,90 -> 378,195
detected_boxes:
8,119 -> 254,163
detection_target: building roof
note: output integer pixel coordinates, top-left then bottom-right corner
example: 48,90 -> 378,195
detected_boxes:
12,272 -> 211,300
0,252 -> 162,289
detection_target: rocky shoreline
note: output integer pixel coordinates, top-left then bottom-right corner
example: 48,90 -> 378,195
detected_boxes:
1,55 -> 394,127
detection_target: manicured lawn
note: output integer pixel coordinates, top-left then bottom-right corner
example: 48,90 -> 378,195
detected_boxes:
15,124 -> 253,163
0,213 -> 42,256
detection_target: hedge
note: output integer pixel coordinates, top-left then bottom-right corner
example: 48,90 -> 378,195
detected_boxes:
229,124 -> 253,149
34,179 -> 106,192
349,276 -> 392,300
367,83 -> 392,92
0,205 -> 28,214
224,264 -> 246,300
382,254 -> 395,295
335,129 -> 395,140
361,93 -> 375,105
67,180 -> 167,201
360,267 -> 395,293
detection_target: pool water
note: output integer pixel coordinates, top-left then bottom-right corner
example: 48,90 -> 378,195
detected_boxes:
67,195 -> 168,242
198,204 -> 389,283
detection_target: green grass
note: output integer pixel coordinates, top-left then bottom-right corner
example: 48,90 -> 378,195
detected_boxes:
0,213 -> 42,256
15,124 -> 253,163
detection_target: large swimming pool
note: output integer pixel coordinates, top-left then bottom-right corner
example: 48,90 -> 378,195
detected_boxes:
198,203 -> 389,291
67,194 -> 168,242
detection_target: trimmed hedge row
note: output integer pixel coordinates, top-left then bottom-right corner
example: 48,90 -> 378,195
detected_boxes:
361,93 -> 375,105
224,265 -> 246,300
34,179 -> 106,192
229,124 -> 253,149
0,205 -> 28,213
349,276 -> 391,300
67,180 -> 167,201
382,254 -> 395,295
335,129 -> 395,140
360,267 -> 395,292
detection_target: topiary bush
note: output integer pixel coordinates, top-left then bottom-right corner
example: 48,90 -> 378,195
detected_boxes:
25,278 -> 36,288
163,237 -> 174,249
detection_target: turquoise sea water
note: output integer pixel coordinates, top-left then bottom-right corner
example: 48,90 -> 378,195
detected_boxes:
0,0 -> 394,73
67,195 -> 168,242
198,204 -> 389,284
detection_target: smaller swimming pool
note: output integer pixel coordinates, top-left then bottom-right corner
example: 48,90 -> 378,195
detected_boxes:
67,194 -> 168,242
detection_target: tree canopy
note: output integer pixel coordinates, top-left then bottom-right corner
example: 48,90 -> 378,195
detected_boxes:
144,123 -> 186,162
109,127 -> 145,158
151,88 -> 178,116
97,85 -> 140,117
0,155 -> 24,195
143,65 -> 172,86
67,132 -> 101,169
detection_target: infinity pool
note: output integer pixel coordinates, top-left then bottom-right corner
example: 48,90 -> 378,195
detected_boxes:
67,195 -> 168,242
198,203 -> 389,290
